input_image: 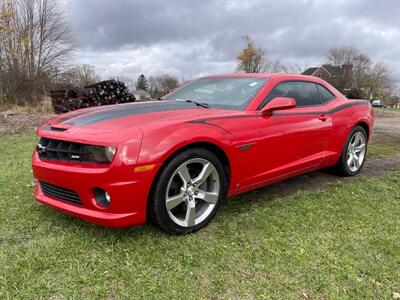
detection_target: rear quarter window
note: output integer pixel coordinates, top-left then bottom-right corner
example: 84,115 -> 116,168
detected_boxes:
262,81 -> 321,107
317,84 -> 335,103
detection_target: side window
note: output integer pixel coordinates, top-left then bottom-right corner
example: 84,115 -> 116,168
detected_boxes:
261,83 -> 292,107
290,82 -> 320,106
261,81 -> 321,108
317,84 -> 335,103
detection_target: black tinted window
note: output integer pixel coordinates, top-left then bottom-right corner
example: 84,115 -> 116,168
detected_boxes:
261,81 -> 321,107
317,84 -> 335,103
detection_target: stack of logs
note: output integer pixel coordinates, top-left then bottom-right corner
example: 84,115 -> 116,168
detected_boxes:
50,80 -> 136,114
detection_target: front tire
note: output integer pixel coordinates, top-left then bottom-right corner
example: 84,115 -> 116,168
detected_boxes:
335,125 -> 368,176
148,148 -> 227,234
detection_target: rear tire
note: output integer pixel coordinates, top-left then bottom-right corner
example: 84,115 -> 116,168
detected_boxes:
148,148 -> 227,234
335,125 -> 368,176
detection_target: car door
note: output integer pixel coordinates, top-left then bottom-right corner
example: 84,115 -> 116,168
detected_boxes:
256,81 -> 333,181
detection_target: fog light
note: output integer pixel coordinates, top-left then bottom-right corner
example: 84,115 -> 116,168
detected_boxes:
94,188 -> 111,207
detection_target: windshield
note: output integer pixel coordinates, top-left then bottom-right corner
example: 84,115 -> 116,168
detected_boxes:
161,77 -> 268,110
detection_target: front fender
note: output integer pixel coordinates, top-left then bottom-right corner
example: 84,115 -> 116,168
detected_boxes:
137,123 -> 234,165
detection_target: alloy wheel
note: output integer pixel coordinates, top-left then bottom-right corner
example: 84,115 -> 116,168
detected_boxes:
346,131 -> 366,172
165,158 -> 220,227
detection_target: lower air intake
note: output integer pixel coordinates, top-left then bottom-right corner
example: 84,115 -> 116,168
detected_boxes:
39,181 -> 82,206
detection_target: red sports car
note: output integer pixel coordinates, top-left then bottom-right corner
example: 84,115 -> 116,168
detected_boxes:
32,73 -> 374,234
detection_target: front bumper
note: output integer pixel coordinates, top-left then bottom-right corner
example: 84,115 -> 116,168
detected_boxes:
32,151 -> 158,228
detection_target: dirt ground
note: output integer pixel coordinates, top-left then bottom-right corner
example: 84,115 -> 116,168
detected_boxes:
370,109 -> 400,144
251,109 -> 400,199
253,153 -> 400,199
0,107 -> 399,203
1,108 -> 399,139
0,110 -> 54,137
1,107 -> 399,177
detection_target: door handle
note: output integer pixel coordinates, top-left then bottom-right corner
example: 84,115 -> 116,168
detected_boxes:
319,114 -> 328,121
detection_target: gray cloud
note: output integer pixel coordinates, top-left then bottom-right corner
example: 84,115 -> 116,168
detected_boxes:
66,0 -> 400,83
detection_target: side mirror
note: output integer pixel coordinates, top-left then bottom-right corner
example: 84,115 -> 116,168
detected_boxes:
260,97 -> 296,115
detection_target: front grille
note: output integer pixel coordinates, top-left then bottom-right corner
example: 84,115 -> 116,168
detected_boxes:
37,138 -> 97,163
39,181 -> 82,206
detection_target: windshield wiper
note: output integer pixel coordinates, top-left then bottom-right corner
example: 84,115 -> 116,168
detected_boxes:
177,99 -> 210,108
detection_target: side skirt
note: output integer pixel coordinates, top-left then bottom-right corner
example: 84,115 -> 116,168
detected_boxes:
227,150 -> 339,198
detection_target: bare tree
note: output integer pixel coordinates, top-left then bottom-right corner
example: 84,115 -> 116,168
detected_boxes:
350,53 -> 372,91
148,74 -> 179,99
286,63 -> 308,74
76,64 -> 100,87
0,0 -> 73,105
54,67 -> 79,87
325,46 -> 373,93
235,36 -> 265,73
364,62 -> 391,100
264,56 -> 287,73
326,46 -> 392,99
115,75 -> 135,91
55,64 -> 100,88
326,46 -> 360,67
385,85 -> 400,108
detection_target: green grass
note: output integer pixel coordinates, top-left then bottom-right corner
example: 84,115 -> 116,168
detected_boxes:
1,133 -> 400,299
374,107 -> 400,116
368,142 -> 400,157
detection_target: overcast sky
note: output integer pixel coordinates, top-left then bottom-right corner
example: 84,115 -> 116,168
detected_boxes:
65,0 -> 400,84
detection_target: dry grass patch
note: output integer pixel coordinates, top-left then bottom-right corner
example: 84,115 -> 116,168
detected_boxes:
0,97 -> 54,114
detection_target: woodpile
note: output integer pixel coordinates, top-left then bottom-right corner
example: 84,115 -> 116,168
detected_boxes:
50,80 -> 136,114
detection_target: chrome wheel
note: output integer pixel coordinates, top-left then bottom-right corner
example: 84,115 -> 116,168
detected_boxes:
347,131 -> 366,172
165,158 -> 220,227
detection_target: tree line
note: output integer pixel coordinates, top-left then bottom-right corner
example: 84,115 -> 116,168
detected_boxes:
235,36 -> 397,104
133,74 -> 180,99
0,0 -> 72,106
0,0 -> 180,106
0,0 -> 397,107
56,66 -> 180,100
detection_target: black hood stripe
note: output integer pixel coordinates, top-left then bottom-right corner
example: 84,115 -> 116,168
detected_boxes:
186,100 -> 370,123
56,110 -> 93,123
273,100 -> 370,116
54,106 -> 109,124
64,101 -> 197,126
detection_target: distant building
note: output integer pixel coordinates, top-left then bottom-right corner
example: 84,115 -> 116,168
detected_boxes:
130,89 -> 151,101
302,64 -> 353,91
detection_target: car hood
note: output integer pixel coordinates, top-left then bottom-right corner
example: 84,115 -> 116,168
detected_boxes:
39,101 -> 243,145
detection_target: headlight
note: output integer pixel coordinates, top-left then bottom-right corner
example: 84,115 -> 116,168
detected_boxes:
92,146 -> 116,163
105,146 -> 116,161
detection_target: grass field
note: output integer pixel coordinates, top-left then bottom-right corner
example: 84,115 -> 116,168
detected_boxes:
1,133 -> 399,299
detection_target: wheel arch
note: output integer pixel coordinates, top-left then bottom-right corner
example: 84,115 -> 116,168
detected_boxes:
153,141 -> 231,187
354,121 -> 370,140
146,141 -> 232,220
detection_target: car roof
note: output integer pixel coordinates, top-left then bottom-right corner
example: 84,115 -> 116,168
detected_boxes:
199,73 -> 340,96
203,73 -> 272,79
202,73 -> 320,81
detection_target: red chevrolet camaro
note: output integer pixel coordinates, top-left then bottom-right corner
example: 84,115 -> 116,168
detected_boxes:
32,73 -> 374,234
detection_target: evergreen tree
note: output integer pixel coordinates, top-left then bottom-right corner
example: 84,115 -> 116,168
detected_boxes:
136,74 -> 148,91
